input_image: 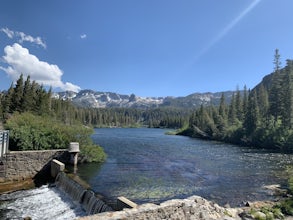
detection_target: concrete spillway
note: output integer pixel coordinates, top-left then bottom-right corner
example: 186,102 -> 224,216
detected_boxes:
55,172 -> 113,215
0,160 -> 113,219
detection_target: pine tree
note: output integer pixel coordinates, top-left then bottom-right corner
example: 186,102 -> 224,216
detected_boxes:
269,49 -> 283,122
242,85 -> 248,119
219,93 -> 227,119
281,60 -> 293,128
11,74 -> 24,112
21,75 -> 34,112
244,90 -> 260,135
3,83 -> 14,114
47,87 -> 52,112
228,93 -> 237,125
235,87 -> 243,121
257,83 -> 269,120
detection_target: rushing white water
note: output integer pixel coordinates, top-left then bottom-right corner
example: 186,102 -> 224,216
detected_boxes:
0,185 -> 87,220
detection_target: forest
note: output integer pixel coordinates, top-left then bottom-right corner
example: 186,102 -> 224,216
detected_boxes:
183,49 -> 293,151
0,74 -> 190,129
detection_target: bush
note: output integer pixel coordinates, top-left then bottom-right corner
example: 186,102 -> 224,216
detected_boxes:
275,166 -> 293,216
5,112 -> 106,162
80,144 -> 106,162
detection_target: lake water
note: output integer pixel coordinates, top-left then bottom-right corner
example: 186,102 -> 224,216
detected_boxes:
75,128 -> 293,206
1,127 -> 293,219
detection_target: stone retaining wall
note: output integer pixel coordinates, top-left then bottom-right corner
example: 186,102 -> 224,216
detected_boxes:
0,149 -> 68,182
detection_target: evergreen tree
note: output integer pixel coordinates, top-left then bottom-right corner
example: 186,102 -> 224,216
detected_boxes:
21,75 -> 34,112
242,85 -> 248,119
219,93 -> 227,119
273,48 -> 281,72
235,87 -> 243,121
281,60 -> 293,128
47,87 -> 52,112
228,93 -> 237,125
11,74 -> 24,112
243,90 -> 260,135
257,83 -> 269,120
2,83 -> 14,115
269,49 -> 283,122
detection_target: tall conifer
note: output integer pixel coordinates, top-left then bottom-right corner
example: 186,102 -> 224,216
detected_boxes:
11,74 -> 24,112
269,49 -> 283,122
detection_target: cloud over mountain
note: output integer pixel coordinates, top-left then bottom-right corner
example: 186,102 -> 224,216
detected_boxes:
0,43 -> 81,92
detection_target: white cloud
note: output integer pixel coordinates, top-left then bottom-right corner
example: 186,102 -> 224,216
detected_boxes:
80,34 -> 87,39
1,27 -> 46,49
1,27 -> 14,38
0,43 -> 81,92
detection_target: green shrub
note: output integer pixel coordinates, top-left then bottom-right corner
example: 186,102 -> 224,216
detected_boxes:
5,112 -> 106,162
279,199 -> 293,216
80,144 -> 107,162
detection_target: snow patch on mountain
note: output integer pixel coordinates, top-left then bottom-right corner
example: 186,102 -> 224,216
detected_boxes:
53,90 -> 234,109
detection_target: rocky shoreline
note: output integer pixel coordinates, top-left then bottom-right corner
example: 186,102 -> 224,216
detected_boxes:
0,177 -> 290,220
77,184 -> 292,220
78,195 -> 285,220
78,195 -> 241,220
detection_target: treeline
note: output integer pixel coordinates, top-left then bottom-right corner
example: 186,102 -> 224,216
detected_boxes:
0,74 -> 107,162
0,74 -> 52,118
0,74 -> 189,129
73,107 -> 189,128
184,50 -> 293,151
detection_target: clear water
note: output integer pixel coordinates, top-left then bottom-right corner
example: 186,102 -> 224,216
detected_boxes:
1,128 -> 293,219
75,128 -> 293,207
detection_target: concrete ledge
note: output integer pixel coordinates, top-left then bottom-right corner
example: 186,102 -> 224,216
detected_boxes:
51,159 -> 65,178
8,149 -> 66,154
117,196 -> 138,210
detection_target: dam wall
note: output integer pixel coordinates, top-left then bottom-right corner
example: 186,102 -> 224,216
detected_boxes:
0,149 -> 68,183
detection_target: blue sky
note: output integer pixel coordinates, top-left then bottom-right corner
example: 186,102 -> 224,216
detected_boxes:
0,0 -> 293,97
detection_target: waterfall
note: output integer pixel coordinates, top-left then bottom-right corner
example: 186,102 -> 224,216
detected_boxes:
55,172 -> 113,214
55,172 -> 86,203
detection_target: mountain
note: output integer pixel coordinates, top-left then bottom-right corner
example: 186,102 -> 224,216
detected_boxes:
53,89 -> 235,109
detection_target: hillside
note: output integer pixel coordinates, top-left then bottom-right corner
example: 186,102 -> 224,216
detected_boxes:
184,56 -> 293,151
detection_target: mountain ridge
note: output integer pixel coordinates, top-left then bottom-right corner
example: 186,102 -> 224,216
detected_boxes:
53,89 -> 236,109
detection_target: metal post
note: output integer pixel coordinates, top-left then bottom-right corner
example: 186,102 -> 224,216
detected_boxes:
0,131 -> 9,159
0,131 -> 2,158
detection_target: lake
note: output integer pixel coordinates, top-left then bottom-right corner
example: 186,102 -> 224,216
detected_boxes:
74,128 -> 293,206
1,127 -> 293,219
